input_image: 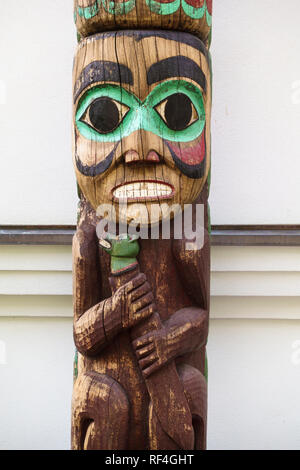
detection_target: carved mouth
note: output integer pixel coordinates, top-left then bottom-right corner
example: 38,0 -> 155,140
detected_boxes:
112,181 -> 174,201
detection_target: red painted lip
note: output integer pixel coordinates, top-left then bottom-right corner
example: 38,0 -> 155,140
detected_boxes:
112,180 -> 175,202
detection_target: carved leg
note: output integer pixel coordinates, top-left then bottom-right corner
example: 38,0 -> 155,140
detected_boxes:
148,401 -> 183,450
177,364 -> 207,450
148,363 -> 207,450
72,371 -> 130,450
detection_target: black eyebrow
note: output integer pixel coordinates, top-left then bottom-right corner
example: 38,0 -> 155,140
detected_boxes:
147,56 -> 206,93
74,60 -> 133,103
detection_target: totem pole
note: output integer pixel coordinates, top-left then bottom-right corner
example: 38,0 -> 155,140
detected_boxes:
72,0 -> 212,450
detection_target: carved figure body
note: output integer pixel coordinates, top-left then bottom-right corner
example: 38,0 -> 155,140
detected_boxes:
71,30 -> 211,450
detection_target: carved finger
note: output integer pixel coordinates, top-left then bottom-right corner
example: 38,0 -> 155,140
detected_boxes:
142,361 -> 160,379
129,281 -> 151,302
125,273 -> 147,294
132,335 -> 153,350
133,303 -> 156,324
132,292 -> 154,313
135,343 -> 155,359
139,353 -> 157,370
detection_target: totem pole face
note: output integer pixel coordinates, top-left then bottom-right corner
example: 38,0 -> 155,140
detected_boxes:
73,31 -> 211,224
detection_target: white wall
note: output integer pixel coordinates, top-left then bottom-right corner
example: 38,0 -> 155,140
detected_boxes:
0,317 -> 74,450
208,319 -> 300,450
0,0 -> 300,225
0,0 -> 77,225
210,0 -> 300,224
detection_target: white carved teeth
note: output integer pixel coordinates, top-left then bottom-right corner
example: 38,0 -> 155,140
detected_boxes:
113,182 -> 172,199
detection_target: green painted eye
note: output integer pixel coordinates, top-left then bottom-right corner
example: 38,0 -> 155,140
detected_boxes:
80,97 -> 129,134
75,81 -> 206,143
155,93 -> 199,131
75,85 -> 139,142
145,80 -> 206,142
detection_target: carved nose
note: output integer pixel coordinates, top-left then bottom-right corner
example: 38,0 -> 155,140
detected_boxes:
124,150 -> 160,164
146,150 -> 160,162
124,150 -> 140,163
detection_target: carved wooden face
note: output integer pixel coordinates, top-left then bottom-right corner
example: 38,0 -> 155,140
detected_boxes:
73,31 -> 211,224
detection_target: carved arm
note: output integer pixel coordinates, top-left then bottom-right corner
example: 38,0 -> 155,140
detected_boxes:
74,273 -> 156,356
132,306 -> 208,377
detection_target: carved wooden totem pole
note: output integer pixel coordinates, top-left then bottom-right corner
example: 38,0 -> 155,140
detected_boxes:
72,0 -> 212,450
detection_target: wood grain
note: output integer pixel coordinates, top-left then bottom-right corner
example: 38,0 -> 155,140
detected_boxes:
71,4 -> 212,451
74,0 -> 212,45
72,195 -> 210,449
72,31 -> 212,224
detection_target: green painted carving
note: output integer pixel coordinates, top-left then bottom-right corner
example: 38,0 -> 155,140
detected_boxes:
77,0 -> 136,19
145,0 -> 180,16
206,8 -> 212,26
101,0 -> 136,15
181,0 -> 206,19
76,0 -> 211,25
99,233 -> 140,274
77,0 -> 100,19
76,80 -> 205,143
146,0 -> 212,25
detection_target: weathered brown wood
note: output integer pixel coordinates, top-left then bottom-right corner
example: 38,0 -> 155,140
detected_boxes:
71,12 -> 212,451
109,266 -> 194,450
74,0 -> 212,45
72,197 -> 210,449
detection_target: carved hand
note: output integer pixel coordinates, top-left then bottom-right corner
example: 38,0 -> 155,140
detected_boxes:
132,327 -> 169,378
132,307 -> 209,378
110,273 -> 156,330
